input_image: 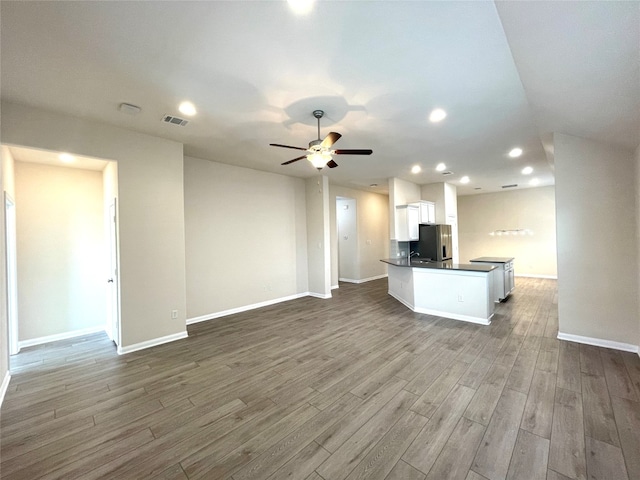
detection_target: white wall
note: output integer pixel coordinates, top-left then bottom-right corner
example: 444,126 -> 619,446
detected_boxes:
183,156 -> 308,318
102,161 -> 119,342
458,186 -> 557,277
15,162 -> 106,341
0,145 -> 16,397
337,198 -> 358,281
555,133 -> 638,349
1,102 -> 187,349
330,186 -> 390,285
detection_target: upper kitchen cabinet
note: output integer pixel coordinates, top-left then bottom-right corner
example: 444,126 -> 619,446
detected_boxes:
395,204 -> 419,241
411,201 -> 436,224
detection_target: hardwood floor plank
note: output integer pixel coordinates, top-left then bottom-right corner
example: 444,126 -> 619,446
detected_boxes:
520,369 -> 556,439
505,429 -> 549,480
232,393 -> 360,480
548,388 -> 586,480
611,396 -> 640,480
463,364 -> 510,426
410,360 -> 469,418
505,347 -> 538,394
579,344 -> 605,376
316,376 -> 407,453
316,389 -> 417,480
621,352 -> 640,400
385,460 -> 426,480
343,411 -> 428,480
424,417 -> 486,480
581,372 -> 620,447
457,357 -> 492,390
403,384 -> 476,475
585,436 -> 628,480
264,441 -> 330,480
600,349 -> 639,401
535,337 -> 559,373
557,341 -> 581,393
471,388 -> 528,480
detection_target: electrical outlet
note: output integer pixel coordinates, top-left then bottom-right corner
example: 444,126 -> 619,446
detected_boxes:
457,294 -> 464,302
171,309 -> 178,319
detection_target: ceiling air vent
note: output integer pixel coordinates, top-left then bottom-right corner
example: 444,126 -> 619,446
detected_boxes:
441,171 -> 454,176
162,115 -> 189,127
502,184 -> 518,189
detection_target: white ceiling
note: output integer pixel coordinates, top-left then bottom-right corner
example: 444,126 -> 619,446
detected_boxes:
1,1 -> 638,195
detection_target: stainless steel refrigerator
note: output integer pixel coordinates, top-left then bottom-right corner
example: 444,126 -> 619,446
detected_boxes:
418,224 -> 453,261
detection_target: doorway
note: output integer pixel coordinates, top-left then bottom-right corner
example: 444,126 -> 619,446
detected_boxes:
4,193 -> 18,356
336,197 -> 358,282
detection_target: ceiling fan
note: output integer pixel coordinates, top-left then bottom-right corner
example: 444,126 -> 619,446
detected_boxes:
270,110 -> 372,170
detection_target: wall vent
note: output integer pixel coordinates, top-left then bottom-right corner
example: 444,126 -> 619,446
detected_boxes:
162,115 -> 189,127
441,171 -> 454,176
502,184 -> 518,189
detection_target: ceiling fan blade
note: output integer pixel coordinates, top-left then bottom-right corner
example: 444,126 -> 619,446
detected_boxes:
333,149 -> 373,155
281,155 -> 307,165
270,143 -> 308,151
327,159 -> 339,168
320,132 -> 342,149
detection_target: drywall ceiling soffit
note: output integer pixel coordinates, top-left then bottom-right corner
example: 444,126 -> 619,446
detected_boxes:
0,1 -> 637,195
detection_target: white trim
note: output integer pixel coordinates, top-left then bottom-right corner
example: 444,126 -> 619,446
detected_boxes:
308,292 -> 332,299
515,273 -> 557,279
331,284 -> 339,290
557,332 -> 639,354
187,292 -> 309,325
0,371 -> 11,408
387,291 -> 492,326
18,326 -> 106,349
338,274 -> 388,284
117,331 -> 188,355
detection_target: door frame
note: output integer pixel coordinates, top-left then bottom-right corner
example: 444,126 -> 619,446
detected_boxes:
4,192 -> 19,356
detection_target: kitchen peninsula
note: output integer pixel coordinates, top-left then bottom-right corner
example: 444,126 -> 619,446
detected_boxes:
381,258 -> 497,325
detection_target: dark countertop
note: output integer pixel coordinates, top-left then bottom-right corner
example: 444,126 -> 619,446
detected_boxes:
381,258 -> 496,272
469,257 -> 514,263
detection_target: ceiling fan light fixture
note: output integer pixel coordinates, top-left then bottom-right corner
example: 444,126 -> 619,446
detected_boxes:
308,152 -> 330,169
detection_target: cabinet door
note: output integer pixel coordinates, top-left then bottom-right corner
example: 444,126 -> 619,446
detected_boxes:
395,205 -> 419,241
418,201 -> 436,224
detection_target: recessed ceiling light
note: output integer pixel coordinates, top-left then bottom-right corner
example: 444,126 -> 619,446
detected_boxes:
509,147 -> 523,158
521,166 -> 533,175
178,101 -> 197,116
429,108 -> 447,123
411,165 -> 421,174
529,178 -> 540,186
287,0 -> 314,14
460,176 -> 470,184
435,162 -> 446,172
59,153 -> 75,163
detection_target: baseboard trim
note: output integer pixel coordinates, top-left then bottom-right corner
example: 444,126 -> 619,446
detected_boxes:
18,326 -> 106,349
387,291 -> 491,326
117,331 -> 188,355
308,292 -> 332,299
339,274 -> 388,284
331,284 -> 339,290
515,273 -> 558,279
557,332 -> 639,354
0,371 -> 11,408
187,292 -> 310,325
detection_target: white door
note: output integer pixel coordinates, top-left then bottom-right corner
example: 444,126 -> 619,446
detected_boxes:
5,193 -> 19,355
108,200 -> 120,346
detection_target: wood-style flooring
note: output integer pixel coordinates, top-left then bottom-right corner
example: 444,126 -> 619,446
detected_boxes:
2,278 -> 640,479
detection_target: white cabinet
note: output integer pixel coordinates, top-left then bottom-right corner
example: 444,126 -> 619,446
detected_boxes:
410,201 -> 436,224
395,204 -> 419,241
469,258 -> 515,302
